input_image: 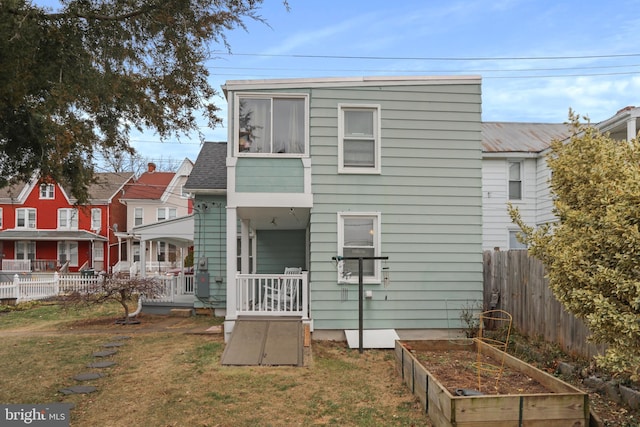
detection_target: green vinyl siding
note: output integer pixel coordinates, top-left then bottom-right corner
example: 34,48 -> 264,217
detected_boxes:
255,229 -> 306,274
235,158 -> 304,193
307,81 -> 483,331
192,195 -> 227,309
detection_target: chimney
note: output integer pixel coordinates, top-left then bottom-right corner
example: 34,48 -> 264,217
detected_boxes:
147,162 -> 156,173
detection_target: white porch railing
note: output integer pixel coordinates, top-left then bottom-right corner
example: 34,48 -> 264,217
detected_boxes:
236,272 -> 308,318
2,259 -> 31,272
144,274 -> 195,303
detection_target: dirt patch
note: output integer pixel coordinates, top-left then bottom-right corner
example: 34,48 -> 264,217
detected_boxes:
404,341 -> 551,395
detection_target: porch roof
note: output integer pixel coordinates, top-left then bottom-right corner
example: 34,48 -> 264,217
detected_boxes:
132,214 -> 194,246
0,229 -> 108,241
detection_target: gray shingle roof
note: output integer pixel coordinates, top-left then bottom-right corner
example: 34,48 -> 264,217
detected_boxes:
184,142 -> 227,191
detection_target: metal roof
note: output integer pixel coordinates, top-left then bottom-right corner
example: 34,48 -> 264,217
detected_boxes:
482,122 -> 571,153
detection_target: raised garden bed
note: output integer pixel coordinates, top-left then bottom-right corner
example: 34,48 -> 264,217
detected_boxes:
395,339 -> 589,427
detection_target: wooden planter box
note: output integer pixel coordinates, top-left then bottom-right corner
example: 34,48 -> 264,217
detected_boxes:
395,339 -> 589,427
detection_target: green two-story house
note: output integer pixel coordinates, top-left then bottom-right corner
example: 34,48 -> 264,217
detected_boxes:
184,75 -> 484,343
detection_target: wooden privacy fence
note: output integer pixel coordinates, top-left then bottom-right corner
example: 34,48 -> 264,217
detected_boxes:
483,249 -> 605,359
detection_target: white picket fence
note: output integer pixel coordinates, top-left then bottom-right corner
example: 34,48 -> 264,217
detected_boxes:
0,273 -> 194,304
0,273 -> 104,303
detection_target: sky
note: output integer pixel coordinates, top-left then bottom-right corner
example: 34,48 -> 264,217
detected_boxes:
34,0 -> 640,167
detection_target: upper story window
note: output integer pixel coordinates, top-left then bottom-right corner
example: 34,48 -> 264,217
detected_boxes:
337,212 -> 381,284
235,94 -> 307,155
338,104 -> 381,174
508,161 -> 522,200
0,207 -> 3,229
16,208 -> 36,229
134,207 -> 143,226
91,208 -> 102,231
58,208 -> 78,229
39,183 -> 54,199
157,207 -> 177,222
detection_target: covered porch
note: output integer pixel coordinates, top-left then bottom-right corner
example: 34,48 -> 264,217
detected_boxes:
226,205 -> 311,329
132,215 -> 195,305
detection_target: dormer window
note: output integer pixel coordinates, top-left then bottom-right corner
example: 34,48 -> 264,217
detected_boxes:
235,94 -> 308,156
40,183 -> 54,199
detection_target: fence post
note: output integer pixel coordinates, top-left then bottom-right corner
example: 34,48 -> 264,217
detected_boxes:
13,274 -> 20,301
54,271 -> 60,295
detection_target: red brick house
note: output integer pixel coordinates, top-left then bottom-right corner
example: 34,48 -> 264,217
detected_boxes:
0,172 -> 134,273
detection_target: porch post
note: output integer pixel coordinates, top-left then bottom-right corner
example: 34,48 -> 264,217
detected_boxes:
240,219 -> 250,274
226,207 -> 238,321
627,117 -> 637,141
140,238 -> 147,277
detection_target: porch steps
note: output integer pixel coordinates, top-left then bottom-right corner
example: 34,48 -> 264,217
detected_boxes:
221,317 -> 303,366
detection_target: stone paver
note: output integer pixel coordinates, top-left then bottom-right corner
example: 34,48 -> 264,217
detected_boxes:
87,361 -> 116,368
74,372 -> 104,381
92,349 -> 118,357
59,385 -> 98,395
103,342 -> 125,348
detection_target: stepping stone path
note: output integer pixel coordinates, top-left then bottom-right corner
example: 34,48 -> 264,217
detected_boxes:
59,385 -> 98,395
60,336 -> 131,396
74,373 -> 104,381
92,349 -> 118,357
87,360 -> 116,368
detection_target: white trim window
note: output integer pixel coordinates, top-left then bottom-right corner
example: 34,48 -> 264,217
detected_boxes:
58,241 -> 78,266
58,208 -> 78,230
39,183 -> 55,199
15,241 -> 35,260
235,94 -> 308,155
508,161 -> 522,200
337,212 -> 381,284
338,104 -> 381,174
91,208 -> 102,231
157,207 -> 177,222
0,207 -> 3,229
509,230 -> 527,250
16,208 -> 36,229
134,207 -> 143,226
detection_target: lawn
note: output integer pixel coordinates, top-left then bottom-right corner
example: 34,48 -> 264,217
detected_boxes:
0,302 -> 430,426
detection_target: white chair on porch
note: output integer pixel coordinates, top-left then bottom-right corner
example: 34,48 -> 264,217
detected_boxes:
263,267 -> 302,311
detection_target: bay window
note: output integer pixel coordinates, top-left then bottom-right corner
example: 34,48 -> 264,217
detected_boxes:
236,95 -> 307,155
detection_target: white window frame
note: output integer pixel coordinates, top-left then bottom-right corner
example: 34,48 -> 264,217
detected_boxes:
508,161 -> 523,200
508,229 -> 528,250
58,241 -> 78,267
234,93 -> 309,157
157,207 -> 177,222
39,183 -> 55,199
0,207 -> 3,229
91,208 -> 102,231
16,208 -> 36,229
58,208 -> 78,230
134,207 -> 143,226
338,104 -> 382,174
15,241 -> 36,260
337,212 -> 381,284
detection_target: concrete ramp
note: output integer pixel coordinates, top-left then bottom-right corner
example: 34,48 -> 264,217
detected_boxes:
221,317 -> 303,366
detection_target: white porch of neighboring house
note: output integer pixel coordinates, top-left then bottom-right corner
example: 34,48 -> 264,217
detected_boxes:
131,215 -> 195,308
225,203 -> 312,341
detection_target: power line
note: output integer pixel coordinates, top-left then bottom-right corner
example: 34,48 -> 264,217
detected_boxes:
209,51 -> 640,62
